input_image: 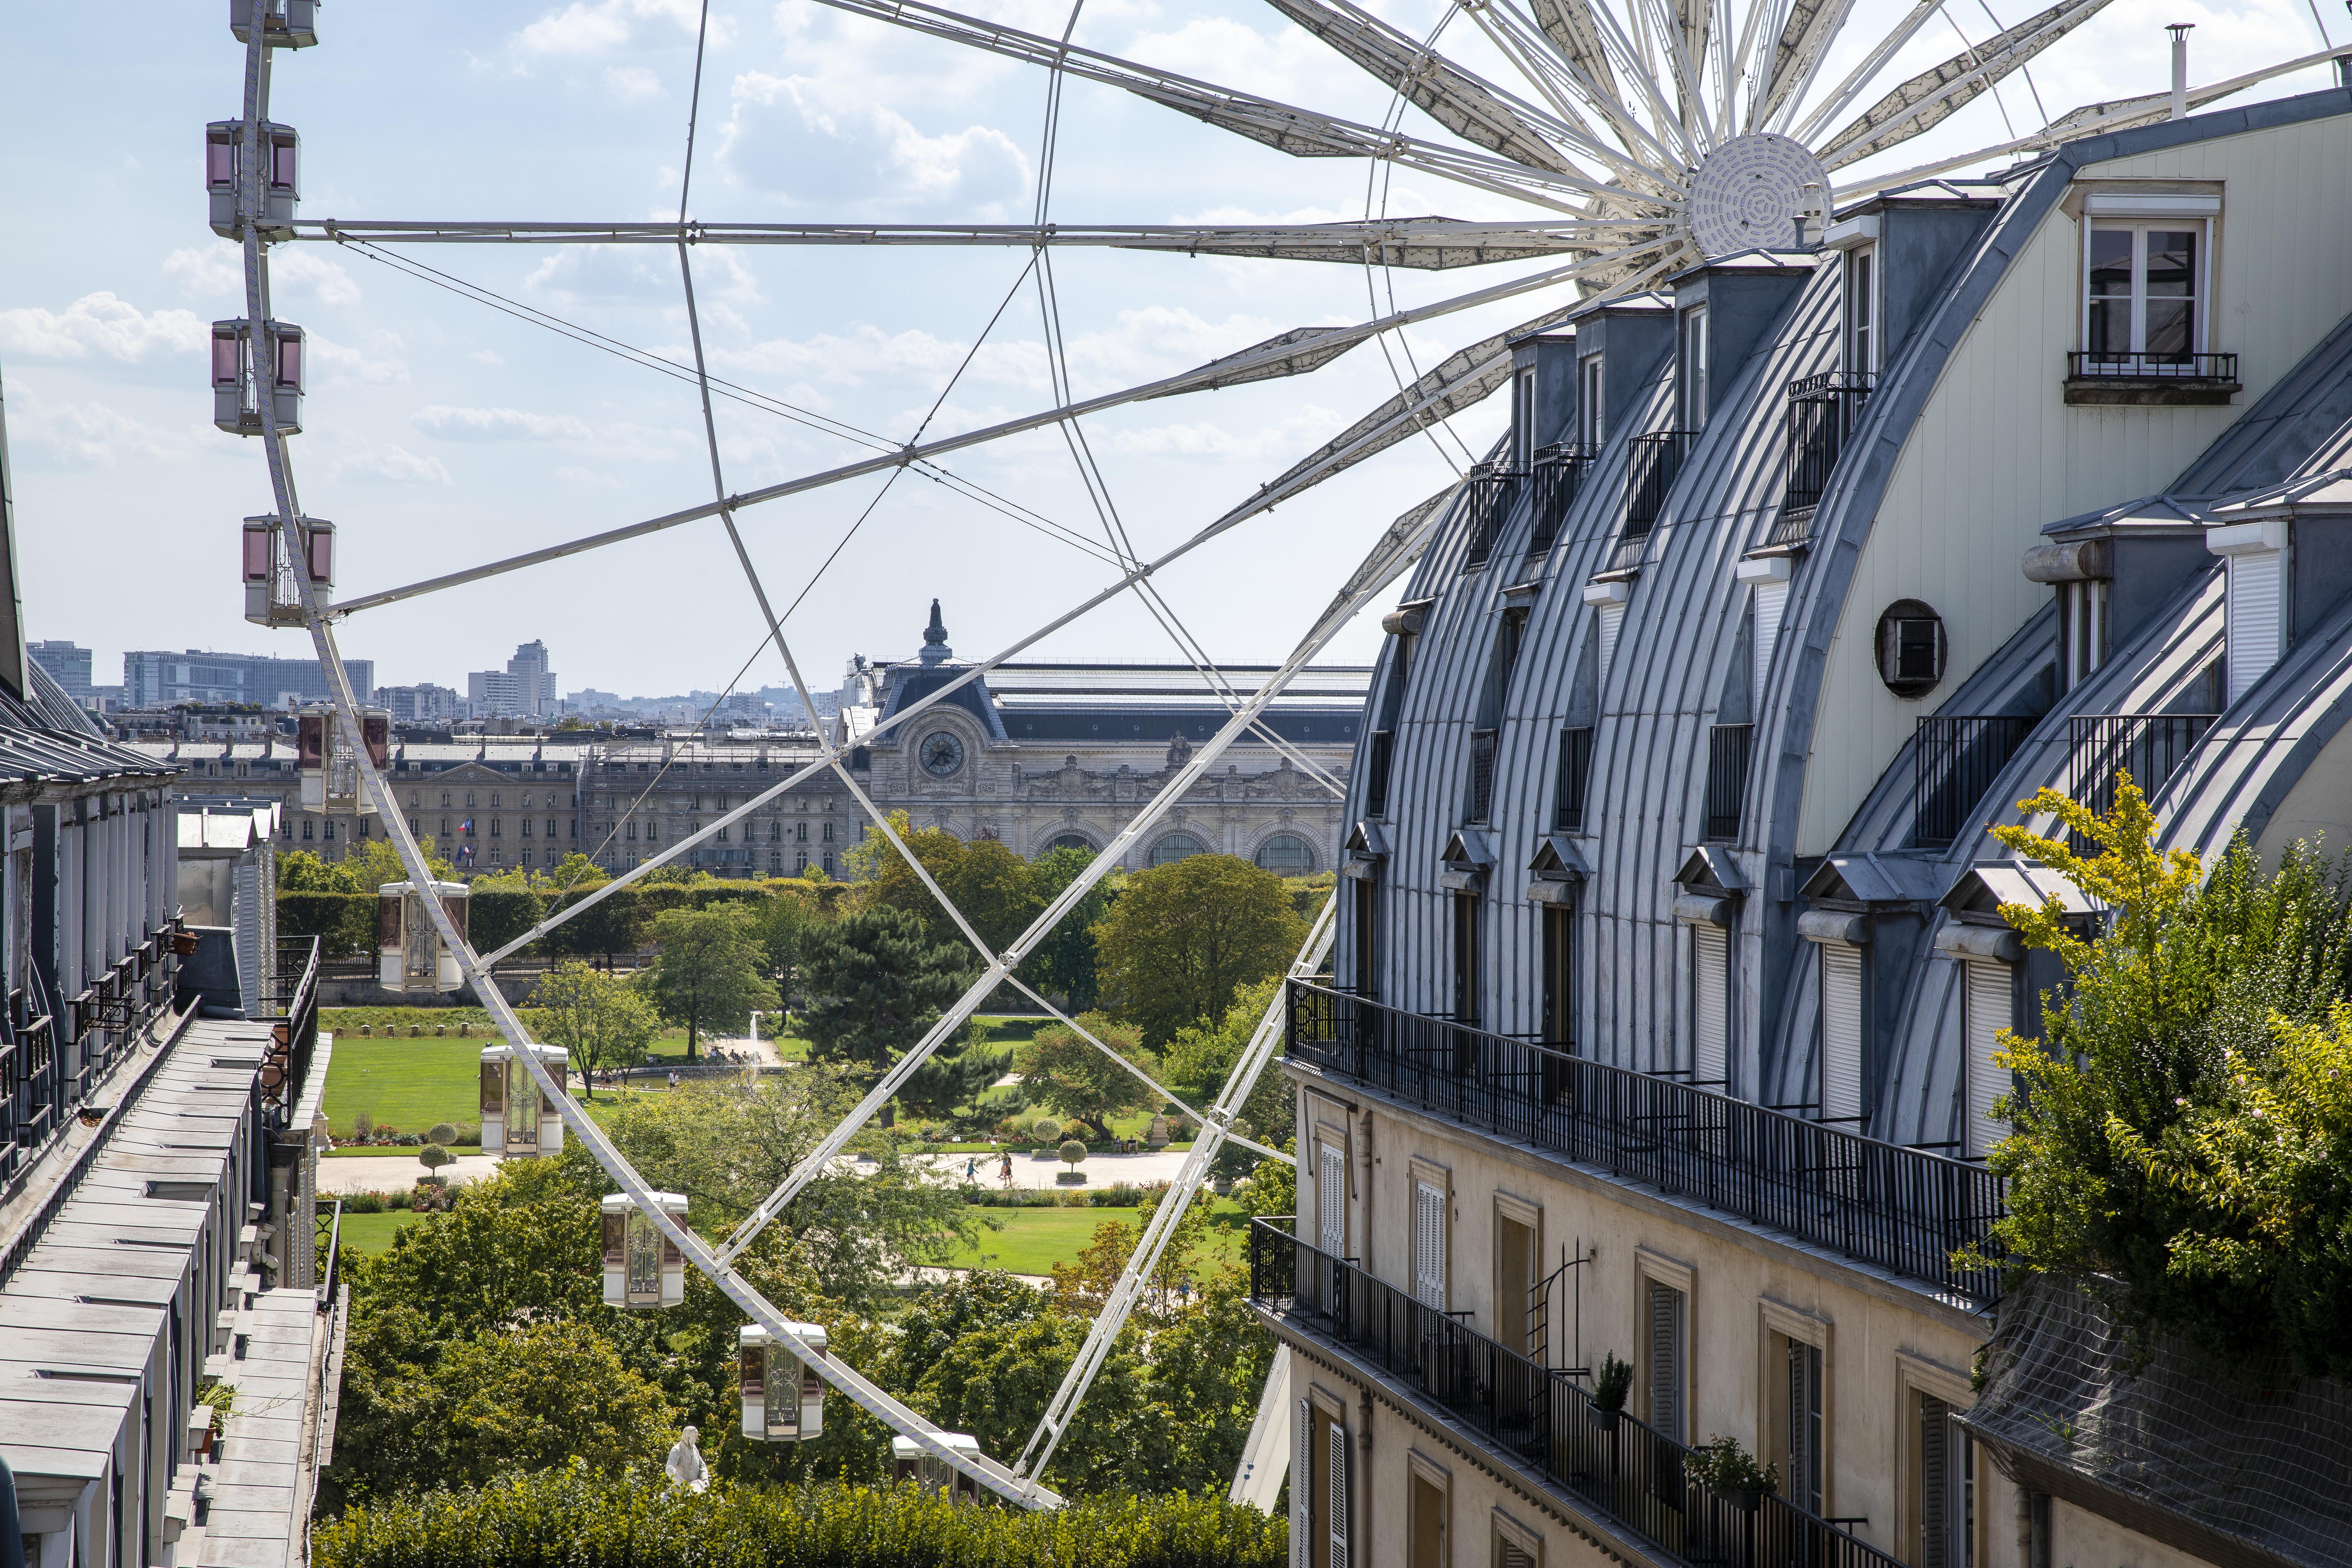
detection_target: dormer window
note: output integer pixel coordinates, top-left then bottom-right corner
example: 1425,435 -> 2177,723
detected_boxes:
1579,353 -> 1605,447
1512,366 -> 1537,470
1679,304 -> 1709,430
2087,223 -> 2202,363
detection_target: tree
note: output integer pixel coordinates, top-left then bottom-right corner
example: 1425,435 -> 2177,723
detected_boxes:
896,1021 -> 1012,1129
1979,777 -> 2352,1374
639,905 -> 779,1060
1092,855 -> 1306,1045
278,836 -> 453,893
1014,1013 -> 1157,1141
798,906 -> 970,1079
534,961 -> 659,1098
750,886 -> 819,1007
1021,845 -> 1113,1010
1161,975 -> 1291,1155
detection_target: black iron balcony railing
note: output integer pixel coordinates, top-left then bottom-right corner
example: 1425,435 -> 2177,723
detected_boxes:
1623,431 -> 1693,539
1704,724 -> 1753,841
1363,729 -> 1396,819
1779,371 -> 1874,540
2066,351 -> 2238,381
1462,463 -> 1525,570
1913,715 -> 2040,849
1468,729 -> 1498,823
0,987 -> 59,1186
1286,982 -> 2004,1305
258,935 -> 322,1130
1528,443 -> 1591,553
1554,726 -> 1594,833
2066,714 -> 2216,849
1250,1220 -> 1904,1568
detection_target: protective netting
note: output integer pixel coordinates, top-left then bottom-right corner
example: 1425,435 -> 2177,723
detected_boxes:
1964,1273 -> 2352,1566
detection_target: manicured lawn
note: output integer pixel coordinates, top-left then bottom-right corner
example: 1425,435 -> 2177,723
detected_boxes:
944,1199 -> 1248,1276
330,1210 -> 426,1255
322,1038 -> 494,1140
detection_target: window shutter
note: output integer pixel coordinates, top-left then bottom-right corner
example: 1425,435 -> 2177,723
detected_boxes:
1413,1181 -> 1447,1309
1820,945 -> 1865,1123
1692,925 -> 1728,1087
1596,601 -> 1626,690
2226,548 -> 2284,704
1752,580 -> 1789,716
1647,1283 -> 1683,1441
1292,1399 -> 1312,1568
1963,961 -> 2012,1157
1318,1145 -> 1347,1256
1787,1340 -> 1822,1514
1920,1395 -> 1951,1568
1328,1421 -> 1350,1568
1498,1542 -> 1538,1568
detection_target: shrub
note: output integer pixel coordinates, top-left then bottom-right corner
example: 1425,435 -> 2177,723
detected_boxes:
455,1123 -> 482,1147
1059,1139 -> 1088,1171
312,1471 -> 1287,1568
426,1123 -> 459,1146
1031,1117 -> 1062,1144
1594,1351 -> 1632,1412
353,1111 -> 376,1140
1686,1434 -> 1778,1494
419,1144 -> 453,1172
342,1192 -> 384,1215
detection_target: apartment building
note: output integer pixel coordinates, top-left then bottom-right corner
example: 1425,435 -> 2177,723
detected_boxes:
1253,92 -> 2352,1568
123,649 -> 373,712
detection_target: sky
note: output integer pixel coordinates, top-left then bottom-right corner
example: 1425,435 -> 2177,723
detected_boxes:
0,0 -> 2339,702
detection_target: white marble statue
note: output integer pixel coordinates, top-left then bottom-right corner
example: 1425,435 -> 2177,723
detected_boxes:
664,1425 -> 709,1493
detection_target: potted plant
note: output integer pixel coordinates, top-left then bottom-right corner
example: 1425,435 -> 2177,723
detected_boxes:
1590,1352 -> 1632,1430
1686,1434 -> 1778,1512
1056,1139 -> 1089,1184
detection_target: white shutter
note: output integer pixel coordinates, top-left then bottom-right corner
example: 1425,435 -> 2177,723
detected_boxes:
1596,601 -> 1626,689
1752,579 -> 1789,717
1963,961 -> 2012,1157
1413,1180 -> 1447,1309
2225,548 -> 2283,704
1291,1398 -> 1312,1568
1820,945 -> 1865,1123
1328,1420 -> 1350,1568
1318,1144 -> 1346,1255
1692,925 -> 1728,1088
1646,1282 -> 1684,1441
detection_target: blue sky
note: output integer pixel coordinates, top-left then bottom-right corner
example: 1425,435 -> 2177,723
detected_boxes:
1,0 -> 2337,700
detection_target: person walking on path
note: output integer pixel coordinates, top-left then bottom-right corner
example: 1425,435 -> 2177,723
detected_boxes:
964,1155 -> 977,1181
998,1152 -> 1013,1186
667,1069 -> 680,1093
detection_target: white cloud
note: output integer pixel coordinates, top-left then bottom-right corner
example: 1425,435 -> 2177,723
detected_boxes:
415,404 -> 597,442
162,242 -> 362,308
326,445 -> 453,484
606,64 -> 663,100
0,293 -> 206,362
309,331 -> 409,385
1104,405 -> 1349,460
4,386 -> 198,464
720,71 -> 1029,214
554,465 -> 626,488
472,349 -> 506,366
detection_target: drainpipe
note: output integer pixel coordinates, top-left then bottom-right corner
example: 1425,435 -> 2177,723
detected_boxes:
2168,23 -> 2194,119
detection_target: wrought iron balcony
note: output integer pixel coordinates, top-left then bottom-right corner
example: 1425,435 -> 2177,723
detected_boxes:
258,935 -> 323,1129
1249,1219 -> 1904,1568
1468,729 -> 1498,823
2064,351 -> 2240,406
1528,443 -> 1591,553
2066,713 -> 2215,849
1704,723 -> 1752,841
1913,714 -> 2039,849
1778,371 -> 1874,541
1554,726 -> 1594,833
1461,463 -> 1525,570
0,989 -> 59,1186
1623,431 -> 1692,540
1364,729 -> 1396,819
1285,982 -> 2005,1305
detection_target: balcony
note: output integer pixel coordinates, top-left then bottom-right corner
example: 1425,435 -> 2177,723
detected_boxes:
1286,983 -> 2004,1305
1364,729 -> 1396,819
1704,724 -> 1752,841
1554,726 -> 1594,833
2064,351 -> 2240,407
1249,1220 -> 1904,1568
1775,371 -> 1873,545
1468,729 -> 1498,823
1528,443 -> 1591,553
1461,463 -> 1525,570
1912,715 -> 2039,849
257,935 -> 323,1132
1623,431 -> 1693,542
2066,713 -> 2215,850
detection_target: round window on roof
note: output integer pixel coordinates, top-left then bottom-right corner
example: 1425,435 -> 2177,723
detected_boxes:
1254,832 -> 1315,874
1148,832 -> 1206,867
1875,600 -> 1946,698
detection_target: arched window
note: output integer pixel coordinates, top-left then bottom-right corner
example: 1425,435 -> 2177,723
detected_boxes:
1148,832 -> 1205,867
1048,834 -> 1093,854
1254,832 -> 1315,874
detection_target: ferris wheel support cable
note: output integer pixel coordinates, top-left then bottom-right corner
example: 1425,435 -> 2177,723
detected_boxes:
712,485 -> 1448,1265
223,9 -> 1064,1514
330,238 -> 1654,620
1014,897 -> 1337,1493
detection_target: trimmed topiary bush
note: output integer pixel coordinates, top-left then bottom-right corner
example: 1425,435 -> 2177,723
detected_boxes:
426,1124 -> 460,1146
312,1470 -> 1286,1568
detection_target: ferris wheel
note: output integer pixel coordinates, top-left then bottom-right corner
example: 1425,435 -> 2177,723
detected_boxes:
212,0 -> 2346,1509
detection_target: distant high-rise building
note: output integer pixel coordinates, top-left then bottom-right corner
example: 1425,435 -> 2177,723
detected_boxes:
28,640 -> 93,703
122,648 -> 372,709
377,683 -> 460,724
467,641 -> 559,718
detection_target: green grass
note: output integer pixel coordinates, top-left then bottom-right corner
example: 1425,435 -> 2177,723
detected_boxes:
331,1210 -> 427,1254
944,1199 -> 1248,1276
322,1038 -> 494,1140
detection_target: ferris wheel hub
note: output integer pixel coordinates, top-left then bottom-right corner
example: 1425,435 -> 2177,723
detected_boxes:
1689,133 -> 1830,258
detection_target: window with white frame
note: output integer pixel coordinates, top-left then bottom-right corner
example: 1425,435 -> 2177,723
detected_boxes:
2061,579 -> 2110,690
1512,365 -> 1537,470
1679,304 -> 1709,430
1846,245 -> 1877,372
1413,1177 -> 1448,1309
2084,220 -> 2207,366
1578,353 -> 1605,448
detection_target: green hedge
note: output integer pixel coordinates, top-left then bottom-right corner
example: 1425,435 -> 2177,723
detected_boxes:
313,1472 -> 1282,1568
279,892 -> 376,961
282,878 -> 840,966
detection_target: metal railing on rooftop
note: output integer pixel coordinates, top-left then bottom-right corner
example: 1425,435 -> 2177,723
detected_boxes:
1468,729 -> 1498,823
259,935 -> 322,1133
1704,724 -> 1752,841
1286,982 -> 2004,1305
1913,715 -> 2040,849
1623,430 -> 1693,539
1528,444 -> 1591,553
2066,714 -> 2216,850
1250,1220 -> 1905,1568
2066,351 -> 2238,382
1779,371 -> 1873,541
1462,463 -> 1525,570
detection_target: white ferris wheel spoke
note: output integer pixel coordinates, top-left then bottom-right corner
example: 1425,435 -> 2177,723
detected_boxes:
1755,0 -> 1859,133
1784,0 -> 1946,141
1480,0 -> 1693,188
1815,0 -> 2113,170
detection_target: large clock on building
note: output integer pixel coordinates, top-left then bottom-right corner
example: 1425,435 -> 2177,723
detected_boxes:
919,731 -> 965,778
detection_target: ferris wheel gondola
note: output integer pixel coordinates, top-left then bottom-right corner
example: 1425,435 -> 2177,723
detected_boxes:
213,0 -> 2345,1510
